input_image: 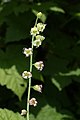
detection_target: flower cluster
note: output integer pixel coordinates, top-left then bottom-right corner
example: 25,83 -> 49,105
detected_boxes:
21,12 -> 46,116
30,16 -> 46,48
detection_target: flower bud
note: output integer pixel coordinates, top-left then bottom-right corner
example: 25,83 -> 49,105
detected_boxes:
37,12 -> 42,18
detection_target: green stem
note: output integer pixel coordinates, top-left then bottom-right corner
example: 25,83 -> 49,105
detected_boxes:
35,17 -> 38,26
27,36 -> 34,120
26,17 -> 38,120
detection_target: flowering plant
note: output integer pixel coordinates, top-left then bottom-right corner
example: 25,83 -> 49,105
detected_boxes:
21,12 -> 46,120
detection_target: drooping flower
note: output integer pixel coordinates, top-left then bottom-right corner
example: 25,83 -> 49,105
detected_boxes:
29,98 -> 37,107
37,23 -> 46,32
30,26 -> 39,36
22,71 -> 32,79
21,109 -> 27,116
23,48 -> 32,57
37,12 -> 42,18
33,39 -> 42,48
33,61 -> 44,71
36,35 -> 45,41
32,85 -> 42,93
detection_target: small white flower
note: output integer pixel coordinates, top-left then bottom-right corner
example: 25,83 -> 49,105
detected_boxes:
37,12 -> 42,18
21,109 -> 27,116
33,39 -> 42,48
29,98 -> 37,107
22,71 -> 32,79
33,61 -> 44,71
36,35 -> 45,41
23,48 -> 32,57
33,85 -> 42,93
30,26 -> 39,36
37,23 -> 46,32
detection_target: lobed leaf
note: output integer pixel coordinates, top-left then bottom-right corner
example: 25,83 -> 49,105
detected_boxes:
0,108 -> 25,120
30,104 -> 74,120
0,45 -> 28,100
0,65 -> 27,100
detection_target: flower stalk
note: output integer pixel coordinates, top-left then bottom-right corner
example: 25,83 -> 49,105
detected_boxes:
27,17 -> 39,120
22,12 -> 46,120
27,35 -> 34,120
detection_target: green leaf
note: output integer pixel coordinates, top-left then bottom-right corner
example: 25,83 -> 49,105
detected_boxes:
37,105 -> 72,120
5,11 -> 34,43
43,53 -> 72,90
13,3 -> 30,15
50,6 -> 65,13
75,12 -> 80,17
44,54 -> 68,75
59,68 -> 80,83
0,108 -> 25,120
59,68 -> 80,76
51,75 -> 72,91
0,65 -> 26,100
0,45 -> 28,100
29,89 -> 75,120
30,105 -> 74,120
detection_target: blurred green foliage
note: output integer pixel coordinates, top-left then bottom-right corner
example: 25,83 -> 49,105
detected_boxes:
0,0 -> 80,119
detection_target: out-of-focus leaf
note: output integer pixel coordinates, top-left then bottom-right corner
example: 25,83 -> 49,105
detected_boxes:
67,3 -> 80,16
75,13 -> 80,17
0,108 -> 25,120
0,44 -> 29,71
43,53 -> 72,90
72,46 -> 80,59
13,3 -> 30,15
59,69 -> 80,83
29,88 -> 75,120
33,68 -> 44,82
50,6 -> 65,13
51,76 -> 72,91
30,104 -> 74,120
0,2 -> 16,16
30,114 -> 36,120
5,11 -> 34,43
60,68 -> 80,76
44,54 -> 68,75
0,45 -> 28,100
2,0 -> 11,3
0,65 -> 26,100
